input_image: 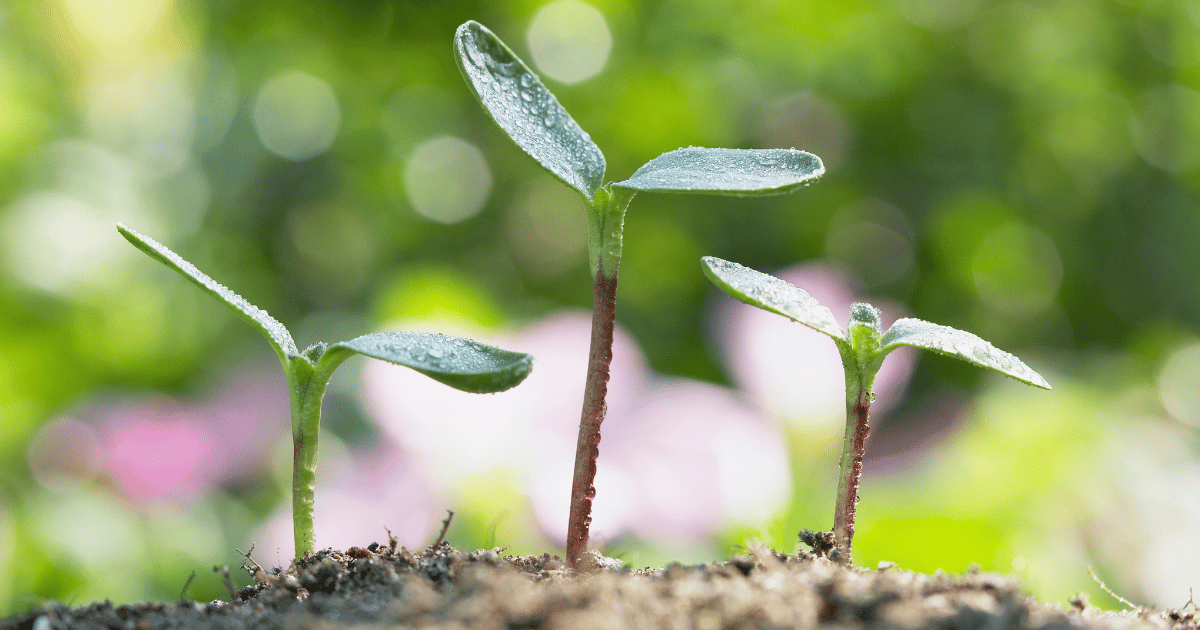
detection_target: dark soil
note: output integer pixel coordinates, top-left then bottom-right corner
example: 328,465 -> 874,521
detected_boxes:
3,540 -> 1195,630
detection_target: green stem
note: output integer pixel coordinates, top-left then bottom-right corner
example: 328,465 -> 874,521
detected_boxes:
286,352 -> 346,560
566,186 -> 631,569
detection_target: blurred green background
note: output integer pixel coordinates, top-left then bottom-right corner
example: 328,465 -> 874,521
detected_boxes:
2,0 -> 1200,616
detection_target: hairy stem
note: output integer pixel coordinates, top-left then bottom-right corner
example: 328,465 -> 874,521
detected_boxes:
832,369 -> 872,564
566,268 -> 618,568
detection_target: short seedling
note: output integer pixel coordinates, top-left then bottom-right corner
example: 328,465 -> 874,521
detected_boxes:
700,256 -> 1051,564
454,20 -> 824,567
118,224 -> 534,560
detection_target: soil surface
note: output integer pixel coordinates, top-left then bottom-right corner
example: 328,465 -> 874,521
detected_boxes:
3,540 -> 1195,630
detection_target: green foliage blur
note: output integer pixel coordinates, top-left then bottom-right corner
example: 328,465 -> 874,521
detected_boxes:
1,0 -> 1199,616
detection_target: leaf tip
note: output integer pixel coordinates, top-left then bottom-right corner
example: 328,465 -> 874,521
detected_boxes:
453,20 -> 481,49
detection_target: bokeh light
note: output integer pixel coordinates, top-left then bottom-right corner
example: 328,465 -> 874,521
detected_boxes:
85,64 -> 195,176
759,93 -> 853,172
253,70 -> 341,161
824,198 -> 916,289
971,222 -> 1063,317
526,0 -> 613,84
58,0 -> 172,49
505,175 -> 588,277
403,136 -> 492,224
1157,340 -> 1200,429
2,191 -> 120,294
1129,83 -> 1200,174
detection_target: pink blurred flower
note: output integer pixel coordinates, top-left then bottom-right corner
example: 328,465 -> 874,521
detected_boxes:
531,379 -> 791,545
28,368 -> 289,505
104,409 -> 221,501
362,312 -> 648,489
363,311 -> 791,546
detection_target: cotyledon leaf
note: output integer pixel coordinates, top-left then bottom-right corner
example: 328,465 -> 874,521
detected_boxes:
117,224 -> 298,360
701,256 -> 844,340
327,331 -> 533,394
454,20 -> 605,202
613,148 -> 824,196
880,318 -> 1051,389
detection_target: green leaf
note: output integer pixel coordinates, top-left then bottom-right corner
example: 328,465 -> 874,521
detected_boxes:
327,331 -> 533,394
118,224 -> 298,360
880,318 -> 1051,389
613,148 -> 823,196
701,256 -> 844,340
454,20 -> 605,201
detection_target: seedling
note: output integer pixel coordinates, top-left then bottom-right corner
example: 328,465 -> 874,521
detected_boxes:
454,20 -> 824,567
700,256 -> 1051,564
117,224 -> 533,560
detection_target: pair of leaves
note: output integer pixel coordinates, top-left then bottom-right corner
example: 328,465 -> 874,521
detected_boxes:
118,224 -> 532,393
453,21 -> 825,204
701,256 -> 1051,390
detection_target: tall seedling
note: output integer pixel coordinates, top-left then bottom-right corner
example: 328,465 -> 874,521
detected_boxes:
119,224 -> 534,560
454,20 -> 824,567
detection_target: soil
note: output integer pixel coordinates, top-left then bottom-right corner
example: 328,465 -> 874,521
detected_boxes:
3,539 -> 1196,630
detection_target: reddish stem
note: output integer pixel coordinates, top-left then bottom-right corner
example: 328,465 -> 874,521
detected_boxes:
566,267 -> 618,568
832,388 -> 871,564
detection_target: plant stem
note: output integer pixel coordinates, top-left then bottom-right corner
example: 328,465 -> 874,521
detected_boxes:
566,268 -> 618,568
286,358 -> 338,560
567,187 -> 630,569
832,368 -> 872,564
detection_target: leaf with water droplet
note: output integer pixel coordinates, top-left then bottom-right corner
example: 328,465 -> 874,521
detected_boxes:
454,21 -> 605,202
326,330 -> 533,393
612,148 -> 824,196
701,256 -> 844,340
880,318 -> 1051,389
117,223 -> 299,361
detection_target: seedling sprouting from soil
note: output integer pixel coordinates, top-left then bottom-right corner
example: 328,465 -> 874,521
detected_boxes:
454,20 -> 824,567
118,224 -> 533,560
701,256 -> 1051,564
